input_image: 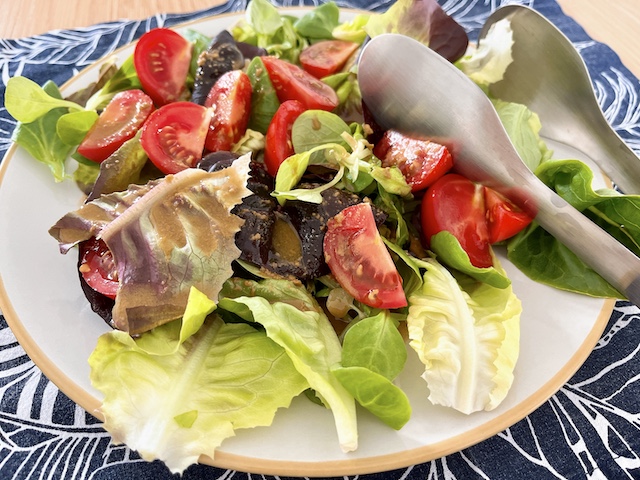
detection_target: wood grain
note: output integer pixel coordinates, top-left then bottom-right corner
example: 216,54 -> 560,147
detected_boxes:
0,0 -> 638,77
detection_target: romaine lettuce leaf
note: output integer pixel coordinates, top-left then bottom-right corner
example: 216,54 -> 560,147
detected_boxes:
219,278 -> 358,452
89,289 -> 307,474
406,257 -> 521,414
49,155 -> 252,334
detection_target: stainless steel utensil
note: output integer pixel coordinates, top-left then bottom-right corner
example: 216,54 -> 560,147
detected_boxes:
358,33 -> 640,305
480,4 -> 640,194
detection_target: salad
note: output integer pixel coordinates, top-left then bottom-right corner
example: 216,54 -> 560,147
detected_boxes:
4,0 -> 640,474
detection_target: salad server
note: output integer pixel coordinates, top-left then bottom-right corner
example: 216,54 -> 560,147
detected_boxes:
358,33 -> 640,306
479,4 -> 640,195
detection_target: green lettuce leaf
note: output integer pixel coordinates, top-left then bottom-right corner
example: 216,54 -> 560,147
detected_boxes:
457,18 -> 513,88
49,155 -> 252,334
219,278 -> 358,452
89,291 -> 307,474
332,311 -> 411,429
406,257 -> 521,414
506,158 -> 640,298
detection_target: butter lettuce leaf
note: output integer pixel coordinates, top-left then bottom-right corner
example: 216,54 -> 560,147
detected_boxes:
49,155 -> 252,334
89,301 -> 307,475
406,257 -> 521,414
219,278 -> 358,452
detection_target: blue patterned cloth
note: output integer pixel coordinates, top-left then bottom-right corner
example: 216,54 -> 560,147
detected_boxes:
1,1 -> 640,478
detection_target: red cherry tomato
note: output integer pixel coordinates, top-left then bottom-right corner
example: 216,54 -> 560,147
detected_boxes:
79,237 -> 118,299
77,90 -> 154,163
134,28 -> 192,106
263,100 -> 307,177
140,102 -> 210,174
373,130 -> 453,192
324,203 -> 407,309
261,56 -> 339,111
421,173 -> 492,269
203,70 -> 253,152
485,187 -> 534,244
299,40 -> 360,78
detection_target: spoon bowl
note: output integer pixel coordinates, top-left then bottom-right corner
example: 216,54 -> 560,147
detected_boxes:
480,5 -> 640,195
358,33 -> 640,305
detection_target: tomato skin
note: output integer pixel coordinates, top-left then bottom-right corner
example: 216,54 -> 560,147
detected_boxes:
140,102 -> 210,174
324,203 -> 407,309
261,56 -> 339,111
263,100 -> 307,177
485,187 -> 534,244
134,28 -> 192,106
421,173 -> 493,269
299,40 -> 360,78
373,130 -> 453,192
77,90 -> 154,163
79,237 -> 119,299
203,70 -> 253,152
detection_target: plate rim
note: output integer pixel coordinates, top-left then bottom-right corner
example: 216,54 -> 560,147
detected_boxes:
0,7 -> 618,477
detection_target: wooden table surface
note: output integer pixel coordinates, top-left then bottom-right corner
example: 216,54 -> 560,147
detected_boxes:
0,1 -> 638,78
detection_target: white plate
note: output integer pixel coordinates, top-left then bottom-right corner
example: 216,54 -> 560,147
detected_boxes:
0,9 -> 614,477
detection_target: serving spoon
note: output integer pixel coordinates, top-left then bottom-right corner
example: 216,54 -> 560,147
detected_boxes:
358,33 -> 640,306
479,4 -> 640,195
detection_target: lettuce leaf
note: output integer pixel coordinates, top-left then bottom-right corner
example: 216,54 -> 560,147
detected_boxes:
89,288 -> 307,474
406,257 -> 521,414
506,158 -> 640,298
457,18 -> 514,88
364,0 -> 468,62
49,155 -> 252,334
219,278 -> 358,452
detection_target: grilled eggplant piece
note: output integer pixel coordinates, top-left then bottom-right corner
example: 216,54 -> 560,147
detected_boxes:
192,30 -> 244,105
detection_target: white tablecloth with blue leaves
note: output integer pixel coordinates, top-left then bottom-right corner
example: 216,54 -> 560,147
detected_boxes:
1,1 -> 640,478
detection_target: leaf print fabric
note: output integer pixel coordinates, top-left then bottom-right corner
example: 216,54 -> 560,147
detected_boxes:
1,1 -> 640,479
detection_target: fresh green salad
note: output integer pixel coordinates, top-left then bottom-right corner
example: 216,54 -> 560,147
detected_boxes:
5,0 -> 640,474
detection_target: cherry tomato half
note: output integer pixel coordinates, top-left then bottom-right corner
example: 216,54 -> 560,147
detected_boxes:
299,40 -> 360,78
77,89 -> 154,163
134,28 -> 192,106
140,102 -> 210,174
264,99 -> 307,177
373,130 -> 453,192
79,237 -> 118,299
324,203 -> 407,309
261,56 -> 339,111
485,187 -> 534,244
204,70 -> 252,152
421,173 -> 492,269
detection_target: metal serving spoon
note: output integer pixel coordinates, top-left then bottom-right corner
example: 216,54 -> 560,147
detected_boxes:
479,4 -> 640,195
358,33 -> 640,306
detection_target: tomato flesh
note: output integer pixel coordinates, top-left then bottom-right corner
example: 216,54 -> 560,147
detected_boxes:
79,237 -> 119,299
264,100 -> 307,177
485,187 -> 534,244
373,130 -> 453,192
324,203 -> 407,309
77,89 -> 154,163
299,40 -> 360,78
421,173 -> 492,268
204,70 -> 253,152
261,56 -> 339,111
134,28 -> 192,106
140,102 -> 210,174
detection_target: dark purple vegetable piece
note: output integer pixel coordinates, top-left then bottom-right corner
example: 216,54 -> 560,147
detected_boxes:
191,30 -> 245,105
196,151 -> 241,172
236,41 -> 268,59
